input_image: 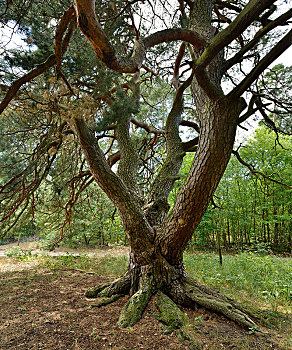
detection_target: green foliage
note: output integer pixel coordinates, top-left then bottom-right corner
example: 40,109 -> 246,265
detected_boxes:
0,0 -> 291,257
5,246 -> 26,258
30,176 -> 125,249
184,252 -> 292,311
178,126 -> 292,253
259,64 -> 292,134
16,221 -> 39,238
0,114 -> 33,182
6,250 -> 290,316
1,0 -> 70,72
4,245 -> 39,260
94,88 -> 140,133
0,0 -> 137,78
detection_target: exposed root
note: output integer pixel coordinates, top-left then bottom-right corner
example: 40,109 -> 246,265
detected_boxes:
181,274 -> 258,329
85,273 -> 131,299
156,291 -> 189,329
117,288 -> 152,328
84,265 -> 258,331
85,283 -> 111,298
90,294 -> 123,308
155,291 -> 204,349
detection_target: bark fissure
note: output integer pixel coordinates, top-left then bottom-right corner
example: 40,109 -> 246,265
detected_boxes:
158,98 -> 244,264
144,84 -> 186,227
115,85 -> 143,201
156,0 -> 244,264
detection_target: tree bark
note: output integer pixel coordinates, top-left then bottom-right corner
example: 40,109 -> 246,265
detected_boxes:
158,96 -> 244,264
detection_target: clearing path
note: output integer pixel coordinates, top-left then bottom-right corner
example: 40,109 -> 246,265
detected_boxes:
0,241 -> 129,258
0,242 -> 129,273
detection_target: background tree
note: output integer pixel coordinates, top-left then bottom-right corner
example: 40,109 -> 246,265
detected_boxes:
0,0 -> 291,329
186,126 -> 291,253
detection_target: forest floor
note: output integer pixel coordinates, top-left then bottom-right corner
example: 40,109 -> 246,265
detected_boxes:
0,243 -> 291,349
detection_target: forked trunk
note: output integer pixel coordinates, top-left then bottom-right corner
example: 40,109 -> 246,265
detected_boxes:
75,84 -> 255,330
74,0 -> 256,331
158,97 -> 245,264
1,0 -> 289,339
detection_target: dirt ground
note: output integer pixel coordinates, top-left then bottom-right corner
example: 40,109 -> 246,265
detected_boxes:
0,248 -> 291,349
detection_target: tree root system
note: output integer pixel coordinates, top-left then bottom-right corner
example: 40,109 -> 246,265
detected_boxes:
85,268 -> 259,332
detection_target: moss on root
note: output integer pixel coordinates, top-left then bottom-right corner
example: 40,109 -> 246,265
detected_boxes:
90,294 -> 123,308
156,291 -> 190,329
117,289 -> 152,328
85,283 -> 110,298
84,267 -> 258,333
156,292 -> 203,349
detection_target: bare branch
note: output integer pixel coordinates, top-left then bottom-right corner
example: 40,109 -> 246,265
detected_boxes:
213,4 -> 244,47
0,6 -> 77,115
225,9 -> 292,70
108,151 -> 121,167
229,29 -> 292,98
215,1 -> 241,13
143,29 -> 206,51
131,117 -> 165,134
173,43 -> 186,89
180,119 -> 200,133
74,0 -> 205,73
0,55 -> 55,115
55,5 -> 76,71
182,136 -> 199,152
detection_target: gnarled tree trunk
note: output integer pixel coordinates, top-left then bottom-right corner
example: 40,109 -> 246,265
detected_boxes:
69,0 -> 287,332
73,86 -> 255,329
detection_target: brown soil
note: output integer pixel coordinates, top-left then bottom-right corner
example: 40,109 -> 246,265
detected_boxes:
0,258 -> 290,349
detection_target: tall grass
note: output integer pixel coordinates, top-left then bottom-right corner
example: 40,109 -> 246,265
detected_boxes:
184,252 -> 292,311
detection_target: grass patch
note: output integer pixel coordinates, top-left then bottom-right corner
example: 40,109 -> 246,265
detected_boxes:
42,253 -> 128,277
184,252 -> 292,312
